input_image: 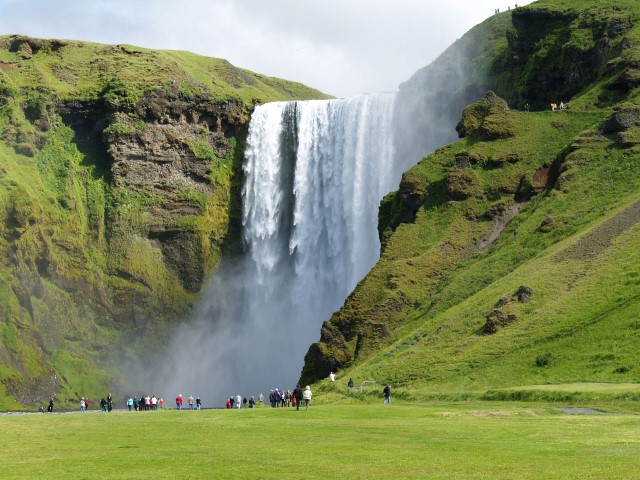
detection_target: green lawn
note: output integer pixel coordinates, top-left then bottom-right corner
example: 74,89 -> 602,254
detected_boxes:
2,403 -> 639,479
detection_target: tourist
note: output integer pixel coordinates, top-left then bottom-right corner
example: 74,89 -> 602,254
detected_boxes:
258,393 -> 264,405
243,397 -> 248,408
329,372 -> 335,382
348,378 -> 354,389
196,396 -> 201,410
176,394 -> 183,410
80,397 -> 86,412
151,395 -> 157,410
383,385 -> 391,404
236,394 -> 242,409
188,394 -> 194,410
126,396 -> 133,411
85,398 -> 90,411
159,398 -> 165,409
48,398 -> 54,413
100,398 -> 107,412
293,384 -> 303,411
107,393 -> 113,412
303,385 -> 312,410
248,396 -> 255,408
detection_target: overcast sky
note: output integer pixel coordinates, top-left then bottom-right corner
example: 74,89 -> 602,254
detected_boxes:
0,0 -> 534,97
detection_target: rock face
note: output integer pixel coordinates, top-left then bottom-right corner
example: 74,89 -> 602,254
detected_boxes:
57,91 -> 249,293
102,94 -> 248,291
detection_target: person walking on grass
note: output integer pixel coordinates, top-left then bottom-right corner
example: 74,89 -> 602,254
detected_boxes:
196,396 -> 201,410
80,397 -> 85,413
126,396 -> 133,411
303,385 -> 312,410
383,385 -> 391,404
176,394 -> 183,410
293,384 -> 303,411
188,394 -> 194,410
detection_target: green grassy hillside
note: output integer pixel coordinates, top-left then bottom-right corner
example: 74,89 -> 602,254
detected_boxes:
302,0 -> 640,399
0,35 -> 329,409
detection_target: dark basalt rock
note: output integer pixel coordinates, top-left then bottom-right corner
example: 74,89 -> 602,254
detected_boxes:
601,105 -> 640,133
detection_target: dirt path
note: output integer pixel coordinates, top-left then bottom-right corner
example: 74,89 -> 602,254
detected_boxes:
475,202 -> 526,251
562,198 -> 640,261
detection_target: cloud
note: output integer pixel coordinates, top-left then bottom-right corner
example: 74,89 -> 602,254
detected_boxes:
0,0 -> 534,99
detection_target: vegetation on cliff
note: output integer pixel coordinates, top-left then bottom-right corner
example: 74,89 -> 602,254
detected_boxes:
0,35 -> 328,409
302,0 -> 640,400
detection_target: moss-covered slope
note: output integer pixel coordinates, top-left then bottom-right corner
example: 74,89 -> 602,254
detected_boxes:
302,0 -> 640,395
0,35 -> 329,409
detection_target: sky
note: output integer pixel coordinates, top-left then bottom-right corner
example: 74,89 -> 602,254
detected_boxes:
0,0 -> 534,98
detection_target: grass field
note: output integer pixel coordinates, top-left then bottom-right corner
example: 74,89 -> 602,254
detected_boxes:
2,401 -> 639,479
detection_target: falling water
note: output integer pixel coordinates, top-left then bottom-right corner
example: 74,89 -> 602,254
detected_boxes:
147,94 -> 405,404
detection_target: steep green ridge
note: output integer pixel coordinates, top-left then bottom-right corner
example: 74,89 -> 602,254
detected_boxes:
302,0 -> 640,397
0,35 -> 329,409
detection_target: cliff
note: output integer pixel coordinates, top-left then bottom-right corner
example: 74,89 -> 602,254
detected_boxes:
0,35 -> 328,408
301,0 -> 640,394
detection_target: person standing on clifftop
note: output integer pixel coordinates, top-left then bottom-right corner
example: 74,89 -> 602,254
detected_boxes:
176,394 -> 183,410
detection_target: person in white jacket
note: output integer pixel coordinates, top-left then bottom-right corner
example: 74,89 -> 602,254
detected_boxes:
236,394 -> 242,409
303,385 -> 312,410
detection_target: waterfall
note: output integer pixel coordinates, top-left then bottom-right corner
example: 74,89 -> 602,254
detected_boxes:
147,94 -> 403,403
243,95 -> 398,324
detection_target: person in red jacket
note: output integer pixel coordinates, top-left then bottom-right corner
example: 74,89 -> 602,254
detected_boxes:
176,394 -> 183,410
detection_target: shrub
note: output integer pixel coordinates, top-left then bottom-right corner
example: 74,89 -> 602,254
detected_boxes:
535,352 -> 552,367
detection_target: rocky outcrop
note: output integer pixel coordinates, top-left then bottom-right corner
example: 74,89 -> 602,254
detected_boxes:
483,309 -> 517,335
456,92 -> 515,140
601,104 -> 640,133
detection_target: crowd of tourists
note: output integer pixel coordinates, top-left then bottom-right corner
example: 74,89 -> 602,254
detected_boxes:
48,375 -> 391,413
